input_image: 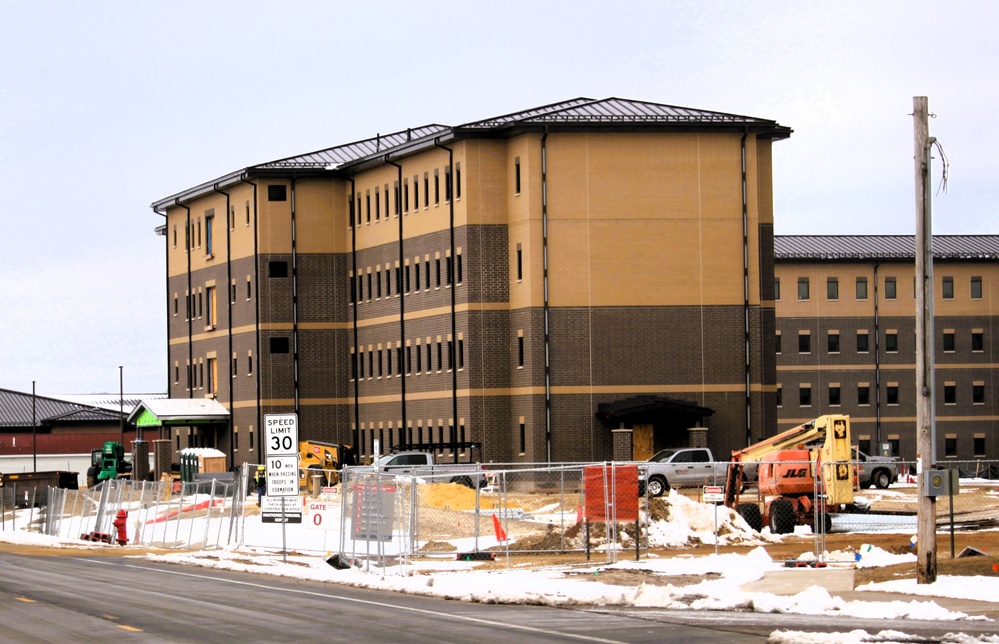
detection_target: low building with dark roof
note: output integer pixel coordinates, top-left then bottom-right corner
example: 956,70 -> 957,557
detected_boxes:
151,97 -> 791,466
774,235 -> 999,461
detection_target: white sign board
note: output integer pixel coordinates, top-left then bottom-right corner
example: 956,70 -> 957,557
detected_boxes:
306,501 -> 336,530
261,495 -> 302,523
265,413 -> 299,455
266,455 -> 300,496
703,485 -> 725,503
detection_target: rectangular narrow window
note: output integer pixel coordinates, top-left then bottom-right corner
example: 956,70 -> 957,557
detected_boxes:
267,185 -> 287,201
446,256 -> 453,286
798,333 -> 811,354
404,180 -> 410,213
517,334 -> 525,367
774,278 -> 780,300
456,253 -> 463,284
971,276 -> 983,299
829,385 -> 841,406
447,340 -> 453,370
206,286 -> 216,328
246,277 -> 252,300
426,344 -> 432,372
945,436 -> 957,457
827,332 -> 839,353
378,349 -> 383,377
858,385 -> 870,405
358,350 -> 364,378
414,263 -> 420,292
435,258 -> 441,288
349,274 -> 355,303
514,157 -> 521,194
856,277 -> 868,300
974,435 -> 986,456
444,166 -> 451,202
395,266 -> 401,295
516,244 -> 523,281
416,344 -> 422,372
519,422 -> 526,454
425,260 -> 430,289
943,331 -> 955,352
207,358 -> 217,394
247,352 -> 252,375
944,383 -> 956,404
799,385 -> 811,406
797,277 -> 810,300
375,187 -> 380,220
406,345 -> 412,374
376,270 -> 382,298
393,182 -> 400,215
942,276 -> 954,299
973,384 -> 985,404
173,294 -> 178,316
826,277 -> 838,300
885,331 -> 898,353
455,163 -> 461,199
172,225 -> 177,248
436,342 -> 442,371
458,339 -> 464,369
972,331 -> 984,352
368,351 -> 373,378
351,351 -> 357,380
885,277 -> 897,300
246,201 -> 251,226
775,333 -> 782,354
230,281 -> 236,304
414,175 -> 420,209
205,214 -> 214,256
384,184 -> 389,217
396,346 -> 402,375
776,386 -> 782,407
423,173 -> 429,208
366,191 -> 371,223
434,169 -> 440,205
348,195 -> 355,227
857,331 -> 869,353
405,264 -> 411,293
886,384 -> 899,405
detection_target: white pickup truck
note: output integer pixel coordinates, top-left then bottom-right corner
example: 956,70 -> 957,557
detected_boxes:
359,451 -> 487,488
640,447 -> 754,496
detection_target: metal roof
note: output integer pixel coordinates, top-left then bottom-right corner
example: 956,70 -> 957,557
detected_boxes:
0,388 -> 123,428
127,398 -> 230,425
775,235 -> 999,261
152,97 -> 790,211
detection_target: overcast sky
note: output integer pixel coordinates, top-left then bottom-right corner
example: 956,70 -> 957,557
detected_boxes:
1,1 -> 995,395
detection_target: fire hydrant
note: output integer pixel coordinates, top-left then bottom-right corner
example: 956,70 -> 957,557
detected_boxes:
112,509 -> 129,546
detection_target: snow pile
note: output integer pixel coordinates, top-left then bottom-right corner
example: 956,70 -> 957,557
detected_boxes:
645,490 -> 777,548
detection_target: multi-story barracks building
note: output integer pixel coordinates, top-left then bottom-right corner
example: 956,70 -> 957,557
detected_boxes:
774,235 -> 999,462
151,97 -> 792,467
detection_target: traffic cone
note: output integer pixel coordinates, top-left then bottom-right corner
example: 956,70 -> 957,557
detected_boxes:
491,514 -> 507,542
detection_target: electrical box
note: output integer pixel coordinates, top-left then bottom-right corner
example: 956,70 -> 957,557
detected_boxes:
923,468 -> 959,497
879,443 -> 892,457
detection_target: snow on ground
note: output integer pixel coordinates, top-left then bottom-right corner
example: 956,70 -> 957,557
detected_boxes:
2,489 -> 998,641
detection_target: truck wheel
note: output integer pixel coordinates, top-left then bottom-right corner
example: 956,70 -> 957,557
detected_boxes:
736,503 -> 763,532
647,475 -> 669,497
873,469 -> 891,489
768,499 -> 796,534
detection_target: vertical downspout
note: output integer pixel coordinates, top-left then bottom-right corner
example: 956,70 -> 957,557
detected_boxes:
435,140 -> 459,463
740,130 -> 752,446
177,200 -> 193,402
213,184 -> 235,465
348,178 -> 359,448
241,178 -> 262,464
290,177 -> 301,416
158,208 -> 169,440
873,261 -> 881,445
385,158 -> 407,437
541,129 -> 552,462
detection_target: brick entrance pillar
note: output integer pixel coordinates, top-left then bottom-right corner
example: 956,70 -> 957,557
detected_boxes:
687,427 -> 708,449
612,427 -> 634,461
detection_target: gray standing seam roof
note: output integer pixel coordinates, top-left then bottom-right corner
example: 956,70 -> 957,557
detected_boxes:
775,235 -> 999,261
0,388 -> 123,427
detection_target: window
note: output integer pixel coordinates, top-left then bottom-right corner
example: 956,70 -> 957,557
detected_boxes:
974,435 -> 986,457
435,258 -> 441,288
246,201 -> 251,226
885,331 -> 898,353
406,345 -> 412,374
416,343 -> 422,372
519,422 -> 526,454
827,332 -> 840,353
268,185 -> 287,201
426,344 -> 432,372
943,331 -> 955,352
973,383 -> 985,404
942,276 -> 954,299
798,333 -> 811,354
172,225 -> 177,248
886,384 -> 899,405
444,166 -> 451,202
885,277 -> 897,300
365,191 -> 371,223
455,163 -> 461,199
436,342 -> 442,371
456,253 -> 463,284
857,331 -> 869,353
230,281 -> 236,304
375,187 -> 380,220
776,385 -> 782,407
944,383 -> 956,404
797,278 -> 810,300
856,277 -> 868,300
423,172 -> 429,208
826,278 -> 839,300
945,436 -> 957,458
377,349 -> 383,377
396,347 -> 402,375
775,333 -> 782,354
858,385 -> 870,405
433,169 -> 440,205
414,263 -> 420,292
205,214 -> 214,256
458,338 -> 464,369
394,182 -> 400,215
270,337 -> 290,354
799,385 -> 812,406
858,438 -> 871,455
446,256 -> 453,286
247,277 -> 252,300
206,286 -> 216,328
514,157 -> 521,194
517,334 -> 525,367
403,179 -> 409,213
376,270 -> 382,298
971,276 -> 983,299
972,332 -> 984,352
207,358 -> 217,395
447,340 -> 453,370
384,184 -> 389,218
247,352 -> 253,375
173,294 -> 178,316
516,244 -> 523,281
269,261 -> 288,278
774,278 -> 780,301
829,385 -> 841,406
424,260 -> 430,289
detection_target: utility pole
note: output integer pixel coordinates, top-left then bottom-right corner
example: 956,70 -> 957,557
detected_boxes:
913,95 -> 937,584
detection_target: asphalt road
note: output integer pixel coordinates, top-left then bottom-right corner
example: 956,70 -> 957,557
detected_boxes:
0,552 -> 765,643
